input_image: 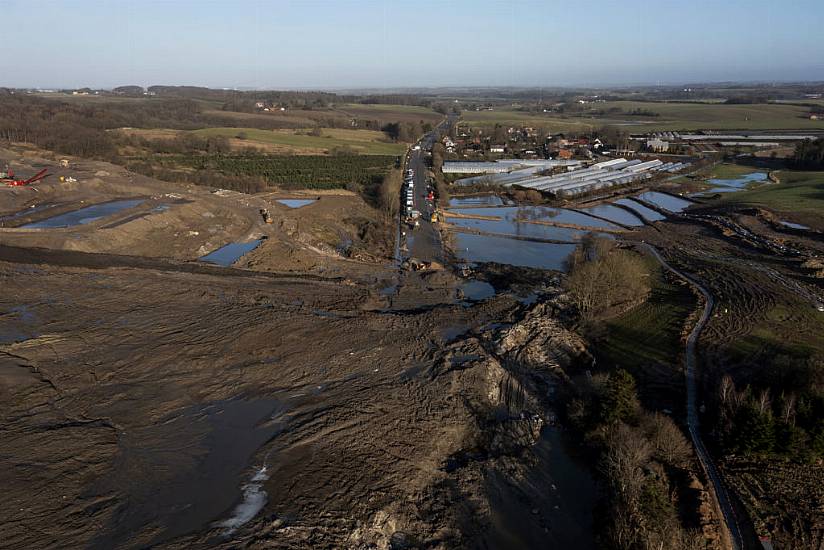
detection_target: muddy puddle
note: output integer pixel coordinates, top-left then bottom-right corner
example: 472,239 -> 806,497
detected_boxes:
453,233 -> 577,271
635,191 -> 693,213
460,280 -> 496,301
89,398 -> 287,549
577,204 -> 644,227
449,195 -> 505,207
21,199 -> 144,228
199,239 -> 264,267
484,427 -> 597,549
779,220 -> 810,230
613,198 -> 666,222
440,325 -> 470,343
276,199 -> 317,208
0,305 -> 39,344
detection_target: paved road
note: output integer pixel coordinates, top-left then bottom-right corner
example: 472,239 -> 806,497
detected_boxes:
641,243 -> 745,550
405,115 -> 456,264
407,148 -> 441,263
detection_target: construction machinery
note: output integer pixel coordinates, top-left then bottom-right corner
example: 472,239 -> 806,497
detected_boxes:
1,167 -> 50,187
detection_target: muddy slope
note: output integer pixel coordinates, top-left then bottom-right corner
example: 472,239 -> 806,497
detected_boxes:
0,252 -> 594,549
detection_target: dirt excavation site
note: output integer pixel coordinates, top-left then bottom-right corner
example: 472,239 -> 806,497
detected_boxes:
0,147 -> 597,549
5,144 -> 824,550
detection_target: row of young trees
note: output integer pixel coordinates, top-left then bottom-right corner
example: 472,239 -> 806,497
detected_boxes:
713,372 -> 824,460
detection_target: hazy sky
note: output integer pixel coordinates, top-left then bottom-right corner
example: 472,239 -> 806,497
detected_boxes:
2,0 -> 823,89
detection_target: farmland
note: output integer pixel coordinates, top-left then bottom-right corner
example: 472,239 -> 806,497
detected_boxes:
336,103 -> 445,125
186,153 -> 398,189
191,127 -> 407,155
461,101 -> 824,132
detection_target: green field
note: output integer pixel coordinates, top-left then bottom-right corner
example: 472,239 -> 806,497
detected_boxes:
592,256 -> 696,410
337,103 -> 444,125
709,163 -> 767,179
191,127 -> 406,155
717,170 -> 824,224
598,258 -> 696,369
461,101 -> 824,132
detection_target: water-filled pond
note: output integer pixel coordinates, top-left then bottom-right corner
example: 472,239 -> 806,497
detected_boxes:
199,239 -> 264,267
277,199 -> 317,208
453,233 -> 577,271
636,192 -> 693,213
779,220 -> 810,230
577,204 -> 644,227
460,280 -> 496,301
21,199 -> 144,228
613,198 -> 666,222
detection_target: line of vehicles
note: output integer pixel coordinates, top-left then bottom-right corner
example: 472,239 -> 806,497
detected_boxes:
403,167 -> 437,228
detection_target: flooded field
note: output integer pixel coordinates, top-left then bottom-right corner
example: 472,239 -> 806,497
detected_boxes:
613,198 -> 666,222
636,191 -> 693,213
577,204 -> 645,227
704,172 -> 768,194
452,206 -> 620,230
448,214 -> 597,242
453,233 -> 577,271
276,199 -> 317,208
21,199 -> 144,228
199,239 -> 264,266
448,195 -> 506,207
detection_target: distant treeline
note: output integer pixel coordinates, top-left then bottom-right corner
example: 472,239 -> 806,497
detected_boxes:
791,138 -> 824,169
0,92 -> 420,194
0,93 -> 221,157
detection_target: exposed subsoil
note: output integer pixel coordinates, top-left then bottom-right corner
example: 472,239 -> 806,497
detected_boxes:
1,147 -> 599,549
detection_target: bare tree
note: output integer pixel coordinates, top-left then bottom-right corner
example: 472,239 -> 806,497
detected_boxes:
644,412 -> 693,468
757,388 -> 771,415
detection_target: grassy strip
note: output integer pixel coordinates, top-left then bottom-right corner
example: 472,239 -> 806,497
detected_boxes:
597,257 -> 696,370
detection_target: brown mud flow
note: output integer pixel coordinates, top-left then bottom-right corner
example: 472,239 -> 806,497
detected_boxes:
0,248 -> 598,548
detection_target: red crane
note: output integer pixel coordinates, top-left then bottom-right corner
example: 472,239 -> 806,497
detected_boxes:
1,168 -> 50,187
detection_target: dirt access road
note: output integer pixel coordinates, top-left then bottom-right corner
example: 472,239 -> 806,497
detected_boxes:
641,243 -> 744,550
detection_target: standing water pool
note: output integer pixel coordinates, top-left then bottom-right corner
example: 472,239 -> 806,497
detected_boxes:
199,239 -> 264,267
21,199 -> 144,228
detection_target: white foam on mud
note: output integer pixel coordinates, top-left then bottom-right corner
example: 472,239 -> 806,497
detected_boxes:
218,466 -> 270,535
